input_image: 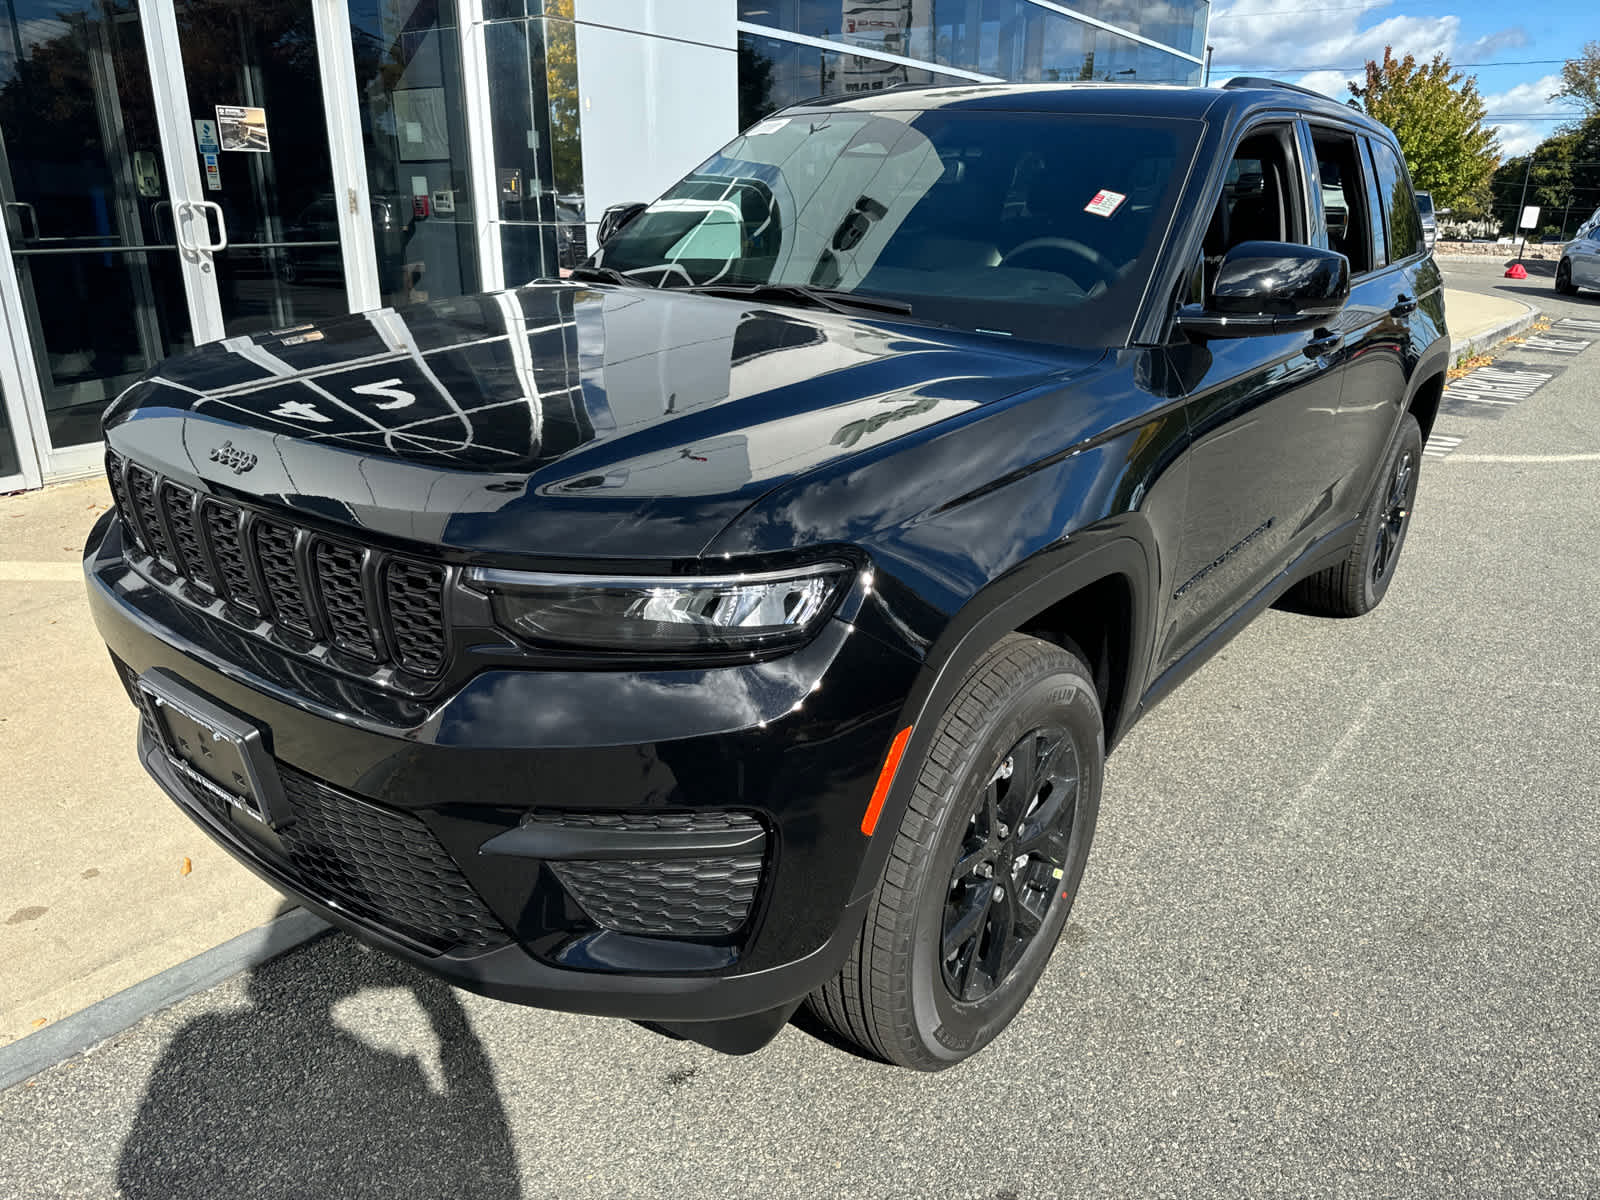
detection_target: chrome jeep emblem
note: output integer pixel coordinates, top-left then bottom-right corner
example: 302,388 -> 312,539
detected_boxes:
209,440 -> 257,475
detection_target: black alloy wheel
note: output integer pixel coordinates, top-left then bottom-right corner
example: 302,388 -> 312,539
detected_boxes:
1369,444 -> 1414,589
807,633 -> 1103,1070
941,726 -> 1079,1002
1556,259 -> 1577,296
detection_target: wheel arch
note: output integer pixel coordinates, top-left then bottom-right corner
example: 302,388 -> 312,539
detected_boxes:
847,534 -> 1154,905
1407,368 -> 1446,444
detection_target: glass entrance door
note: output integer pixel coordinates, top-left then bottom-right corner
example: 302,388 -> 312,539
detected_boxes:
167,0 -> 357,336
0,0 -> 197,456
0,0 -> 380,478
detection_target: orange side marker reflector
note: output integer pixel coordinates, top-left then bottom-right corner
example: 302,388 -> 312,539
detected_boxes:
861,725 -> 914,837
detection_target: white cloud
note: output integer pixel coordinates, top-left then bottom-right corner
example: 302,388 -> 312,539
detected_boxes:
1481,74 -> 1584,157
1295,69 -> 1362,101
1207,0 -> 1525,80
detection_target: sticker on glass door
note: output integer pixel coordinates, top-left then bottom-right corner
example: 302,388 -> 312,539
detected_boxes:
215,106 -> 270,152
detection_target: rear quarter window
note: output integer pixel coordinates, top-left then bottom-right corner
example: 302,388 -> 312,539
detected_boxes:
1369,139 -> 1424,261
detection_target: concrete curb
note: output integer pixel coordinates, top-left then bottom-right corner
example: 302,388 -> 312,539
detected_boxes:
0,908 -> 330,1092
1449,301 -> 1541,366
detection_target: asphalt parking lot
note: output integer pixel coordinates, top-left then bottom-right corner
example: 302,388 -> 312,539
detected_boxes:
3,262 -> 1598,1199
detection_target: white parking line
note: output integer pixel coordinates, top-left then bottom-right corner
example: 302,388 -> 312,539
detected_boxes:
1435,452 -> 1600,464
1518,335 -> 1591,354
1443,365 -> 1554,407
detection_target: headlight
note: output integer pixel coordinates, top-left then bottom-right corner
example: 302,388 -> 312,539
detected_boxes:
465,562 -> 853,652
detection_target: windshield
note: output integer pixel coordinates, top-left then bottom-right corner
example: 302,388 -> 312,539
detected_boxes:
591,108 -> 1202,347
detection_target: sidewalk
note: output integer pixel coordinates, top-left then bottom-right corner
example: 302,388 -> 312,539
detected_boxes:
0,283 -> 1548,1059
0,479 -> 283,1047
1441,286 -> 1539,363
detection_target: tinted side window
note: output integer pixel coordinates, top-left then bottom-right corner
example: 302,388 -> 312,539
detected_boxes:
1201,125 -> 1306,292
1310,129 -> 1375,274
1370,139 -> 1424,261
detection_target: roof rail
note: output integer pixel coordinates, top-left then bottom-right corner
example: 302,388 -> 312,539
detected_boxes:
1222,76 -> 1331,101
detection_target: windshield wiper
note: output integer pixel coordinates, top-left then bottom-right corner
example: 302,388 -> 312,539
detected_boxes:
686,282 -> 913,317
567,265 -> 642,287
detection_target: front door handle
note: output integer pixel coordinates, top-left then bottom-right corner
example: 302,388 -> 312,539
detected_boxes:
1391,293 -> 1418,316
1304,330 -> 1344,359
193,201 -> 228,251
4,201 -> 40,242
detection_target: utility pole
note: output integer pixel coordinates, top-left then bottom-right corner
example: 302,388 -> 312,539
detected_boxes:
1204,45 -> 1214,86
1513,153 -> 1534,265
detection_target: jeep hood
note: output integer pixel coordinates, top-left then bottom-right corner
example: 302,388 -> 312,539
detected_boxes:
104,283 -> 1097,559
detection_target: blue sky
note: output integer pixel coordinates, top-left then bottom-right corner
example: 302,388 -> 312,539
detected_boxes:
1205,0 -> 1596,153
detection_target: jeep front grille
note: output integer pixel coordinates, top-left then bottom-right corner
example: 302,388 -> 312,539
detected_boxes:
105,450 -> 450,680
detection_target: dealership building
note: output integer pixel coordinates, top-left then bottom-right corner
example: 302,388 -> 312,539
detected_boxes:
0,0 -> 1209,490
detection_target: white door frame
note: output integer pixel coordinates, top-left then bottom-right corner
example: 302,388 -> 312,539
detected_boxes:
460,0 -> 506,295
310,0 -> 383,314
0,211 -> 43,491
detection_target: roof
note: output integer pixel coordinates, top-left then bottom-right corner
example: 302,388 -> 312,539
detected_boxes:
783,78 -> 1394,141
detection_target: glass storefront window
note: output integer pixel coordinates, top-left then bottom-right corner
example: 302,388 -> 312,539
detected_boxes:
738,32 -> 977,129
482,3 -> 584,284
737,0 -> 1205,80
348,0 -> 481,307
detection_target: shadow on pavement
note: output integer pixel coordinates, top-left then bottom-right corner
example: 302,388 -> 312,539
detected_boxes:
116,911 -> 521,1198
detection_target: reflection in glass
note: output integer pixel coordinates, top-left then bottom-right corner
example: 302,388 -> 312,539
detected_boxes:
738,20 -> 1198,128
596,109 -> 1199,347
737,33 -> 975,128
349,0 -> 481,307
484,0 -> 584,277
501,221 -> 590,284
736,0 -> 1207,77
1369,140 -> 1424,262
0,0 -> 194,449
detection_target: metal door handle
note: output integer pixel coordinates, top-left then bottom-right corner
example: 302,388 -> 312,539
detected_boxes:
194,200 -> 228,251
173,200 -> 198,253
1304,331 -> 1344,359
1391,294 -> 1417,316
5,201 -> 40,241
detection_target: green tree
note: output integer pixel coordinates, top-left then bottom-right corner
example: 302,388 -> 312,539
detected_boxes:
544,0 -> 583,201
1490,117 -> 1600,238
1553,41 -> 1600,116
1349,47 -> 1501,214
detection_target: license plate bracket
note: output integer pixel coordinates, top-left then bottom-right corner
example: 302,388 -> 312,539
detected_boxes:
136,669 -> 286,827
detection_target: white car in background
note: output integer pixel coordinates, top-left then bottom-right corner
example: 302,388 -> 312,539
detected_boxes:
1414,190 -> 1436,251
1556,209 -> 1600,297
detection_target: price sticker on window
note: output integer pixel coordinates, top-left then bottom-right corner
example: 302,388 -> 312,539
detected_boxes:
1084,189 -> 1127,218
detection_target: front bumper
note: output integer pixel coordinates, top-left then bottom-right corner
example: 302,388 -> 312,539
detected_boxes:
85,511 -> 921,1026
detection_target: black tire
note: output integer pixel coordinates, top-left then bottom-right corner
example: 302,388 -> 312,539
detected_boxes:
1556,258 -> 1579,296
1293,413 -> 1422,617
807,633 -> 1103,1070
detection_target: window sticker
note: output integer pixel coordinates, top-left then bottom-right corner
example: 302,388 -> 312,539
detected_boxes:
215,105 -> 269,153
1084,189 -> 1127,218
748,118 -> 790,137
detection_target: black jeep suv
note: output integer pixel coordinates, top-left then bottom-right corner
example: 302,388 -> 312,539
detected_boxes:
85,80 -> 1447,1069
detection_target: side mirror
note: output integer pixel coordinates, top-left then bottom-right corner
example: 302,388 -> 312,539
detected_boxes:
1178,241 -> 1350,338
596,201 -> 647,248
